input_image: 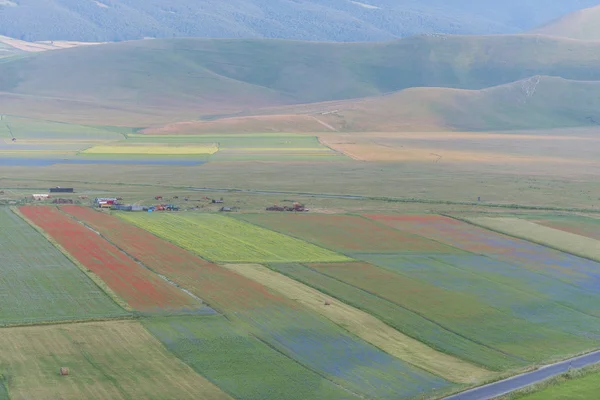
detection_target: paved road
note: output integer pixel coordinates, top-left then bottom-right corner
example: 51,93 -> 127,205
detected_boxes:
444,350 -> 600,400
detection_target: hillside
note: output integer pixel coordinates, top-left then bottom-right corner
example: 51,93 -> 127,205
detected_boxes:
529,5 -> 600,40
1,0 -> 599,42
4,35 -> 600,126
145,77 -> 600,133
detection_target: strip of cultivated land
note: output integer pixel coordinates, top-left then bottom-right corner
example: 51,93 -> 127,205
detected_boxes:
526,215 -> 600,241
20,206 -> 209,314
0,320 -> 232,400
236,213 -> 463,254
222,263 -> 491,384
0,207 -> 126,325
464,217 -> 600,263
119,212 -> 351,263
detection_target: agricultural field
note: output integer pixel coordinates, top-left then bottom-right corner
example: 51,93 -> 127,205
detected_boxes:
237,213 -> 463,253
144,316 -> 361,400
0,207 -> 126,325
124,133 -> 346,162
465,216 -> 600,263
81,144 -> 219,156
269,262 -> 527,371
118,212 -> 350,263
221,263 -> 490,383
525,214 -> 600,241
0,320 -> 231,400
64,206 -> 456,397
306,262 -> 597,366
366,214 -> 600,294
19,206 -> 210,314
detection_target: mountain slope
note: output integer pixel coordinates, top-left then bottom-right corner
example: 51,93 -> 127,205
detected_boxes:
146,77 -> 600,132
3,35 -> 600,113
1,0 -> 600,42
529,5 -> 600,40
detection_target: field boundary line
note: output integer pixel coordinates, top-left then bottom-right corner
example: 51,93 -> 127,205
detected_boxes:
12,206 -> 134,312
222,263 -> 492,384
0,314 -> 138,330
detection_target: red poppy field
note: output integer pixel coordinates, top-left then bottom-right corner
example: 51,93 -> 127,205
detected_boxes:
20,206 -> 206,313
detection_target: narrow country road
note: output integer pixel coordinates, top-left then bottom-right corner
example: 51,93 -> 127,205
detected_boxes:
444,350 -> 600,400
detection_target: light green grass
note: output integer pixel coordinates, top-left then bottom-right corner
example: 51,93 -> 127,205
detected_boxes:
118,212 -> 350,263
505,365 -> 600,399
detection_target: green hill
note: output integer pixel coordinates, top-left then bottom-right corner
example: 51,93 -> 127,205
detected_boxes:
3,35 -> 600,126
530,5 -> 600,40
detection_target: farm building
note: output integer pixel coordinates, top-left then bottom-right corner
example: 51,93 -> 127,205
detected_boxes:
32,194 -> 50,200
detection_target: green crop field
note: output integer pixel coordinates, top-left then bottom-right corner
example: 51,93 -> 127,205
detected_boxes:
0,207 -> 127,325
0,321 -> 232,400
118,212 -> 350,263
144,316 -> 361,400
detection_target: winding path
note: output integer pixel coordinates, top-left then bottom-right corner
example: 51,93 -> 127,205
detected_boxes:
444,350 -> 600,400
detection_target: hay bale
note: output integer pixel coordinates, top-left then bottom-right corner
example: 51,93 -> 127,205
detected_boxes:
60,367 -> 70,376
324,300 -> 331,306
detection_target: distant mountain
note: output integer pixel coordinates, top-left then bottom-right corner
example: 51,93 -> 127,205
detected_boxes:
1,0 -> 600,42
529,5 -> 600,40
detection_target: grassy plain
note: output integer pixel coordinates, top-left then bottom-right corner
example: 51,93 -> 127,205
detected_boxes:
119,213 -> 350,263
222,263 -> 491,383
506,365 -> 600,400
0,320 -> 232,400
0,207 -> 126,324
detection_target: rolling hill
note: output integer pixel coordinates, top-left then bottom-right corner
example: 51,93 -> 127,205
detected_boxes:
1,0 -> 600,42
529,5 -> 600,40
3,34 -> 600,126
143,77 -> 600,133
